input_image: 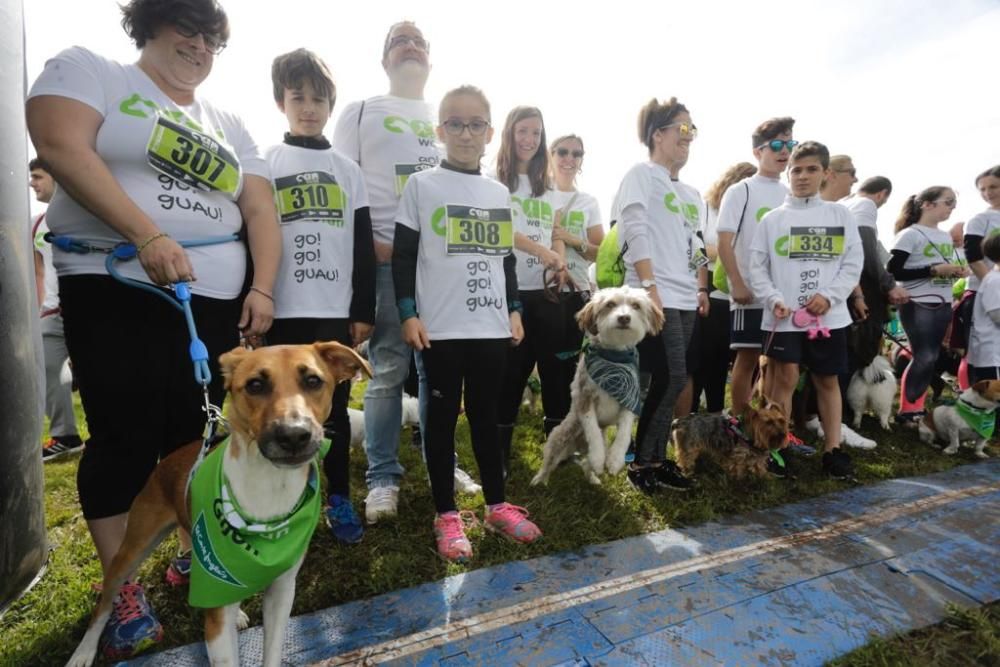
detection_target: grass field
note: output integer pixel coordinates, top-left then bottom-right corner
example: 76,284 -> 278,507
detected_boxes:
1,385 -> 996,666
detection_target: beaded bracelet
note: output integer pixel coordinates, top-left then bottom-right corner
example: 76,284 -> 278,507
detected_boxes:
136,232 -> 169,255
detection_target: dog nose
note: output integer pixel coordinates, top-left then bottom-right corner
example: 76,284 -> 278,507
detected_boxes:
271,422 -> 313,453
617,314 -> 631,326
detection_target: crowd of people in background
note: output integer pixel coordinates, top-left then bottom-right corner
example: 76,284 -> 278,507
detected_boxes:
24,0 -> 1000,660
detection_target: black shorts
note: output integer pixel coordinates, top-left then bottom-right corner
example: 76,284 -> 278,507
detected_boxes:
763,326 -> 849,376
970,365 -> 1000,383
730,307 -> 763,349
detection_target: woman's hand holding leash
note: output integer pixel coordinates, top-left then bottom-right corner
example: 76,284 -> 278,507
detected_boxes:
137,233 -> 195,286
402,317 -> 431,351
773,302 -> 791,320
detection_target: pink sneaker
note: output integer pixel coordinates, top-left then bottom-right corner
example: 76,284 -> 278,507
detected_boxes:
434,511 -> 473,562
484,503 -> 542,544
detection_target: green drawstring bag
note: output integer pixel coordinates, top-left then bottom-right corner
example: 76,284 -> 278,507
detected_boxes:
712,182 -> 750,295
595,224 -> 627,289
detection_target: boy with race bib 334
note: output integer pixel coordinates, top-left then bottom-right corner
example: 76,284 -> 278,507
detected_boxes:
264,49 -> 375,544
393,85 -> 542,563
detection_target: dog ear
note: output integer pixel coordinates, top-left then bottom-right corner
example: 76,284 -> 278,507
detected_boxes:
972,380 -> 990,395
315,341 -> 373,384
576,298 -> 600,335
643,298 -> 665,335
219,346 -> 251,391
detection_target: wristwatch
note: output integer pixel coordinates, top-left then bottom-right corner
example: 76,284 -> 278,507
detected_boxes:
640,279 -> 656,290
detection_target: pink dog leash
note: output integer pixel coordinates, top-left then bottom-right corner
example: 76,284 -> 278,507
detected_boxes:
792,307 -> 831,340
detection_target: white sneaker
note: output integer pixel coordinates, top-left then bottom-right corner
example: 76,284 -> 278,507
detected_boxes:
454,466 -> 482,495
364,486 -> 399,524
806,417 -> 876,450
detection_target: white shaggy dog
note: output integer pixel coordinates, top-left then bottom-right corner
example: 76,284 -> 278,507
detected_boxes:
348,394 -> 420,448
531,286 -> 664,485
918,379 -> 1000,458
847,355 -> 897,431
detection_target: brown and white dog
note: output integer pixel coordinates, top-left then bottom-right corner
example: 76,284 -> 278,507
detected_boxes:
531,287 -> 664,485
67,342 -> 371,667
918,379 -> 1000,459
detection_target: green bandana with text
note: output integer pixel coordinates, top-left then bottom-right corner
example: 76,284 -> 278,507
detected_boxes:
955,400 -> 997,439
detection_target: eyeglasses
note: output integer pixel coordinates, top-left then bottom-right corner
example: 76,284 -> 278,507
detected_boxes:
554,147 -> 584,159
833,167 -> 857,178
388,34 -> 429,51
174,18 -> 226,54
441,118 -> 490,136
933,198 -> 957,207
659,122 -> 698,138
759,139 -> 799,152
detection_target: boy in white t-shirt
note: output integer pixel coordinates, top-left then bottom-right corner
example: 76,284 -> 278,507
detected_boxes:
969,234 -> 1000,382
748,141 -> 863,480
264,49 -> 375,544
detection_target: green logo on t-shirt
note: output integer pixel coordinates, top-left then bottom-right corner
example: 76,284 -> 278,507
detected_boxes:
756,207 -> 771,222
924,242 -> 955,259
664,192 -> 699,227
119,93 -> 226,141
383,115 -> 435,139
512,196 -> 554,228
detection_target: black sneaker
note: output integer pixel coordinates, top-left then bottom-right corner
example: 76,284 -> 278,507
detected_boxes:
411,425 -> 423,450
626,466 -> 659,495
42,435 -> 83,462
822,449 -> 855,480
650,461 -> 693,491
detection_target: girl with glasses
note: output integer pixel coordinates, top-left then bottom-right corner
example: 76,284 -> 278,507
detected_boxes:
611,97 -> 709,493
493,107 -> 570,476
393,86 -> 541,562
888,186 -> 968,426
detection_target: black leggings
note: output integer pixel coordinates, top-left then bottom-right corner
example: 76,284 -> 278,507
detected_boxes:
266,318 -> 352,497
691,296 -> 730,412
422,339 -> 508,513
497,290 -> 575,429
61,275 -> 241,520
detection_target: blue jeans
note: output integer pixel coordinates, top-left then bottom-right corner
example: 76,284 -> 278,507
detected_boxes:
364,263 -> 426,489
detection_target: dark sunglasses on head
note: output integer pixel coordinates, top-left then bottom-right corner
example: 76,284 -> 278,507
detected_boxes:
554,147 -> 584,159
760,139 -> 799,152
174,18 -> 226,54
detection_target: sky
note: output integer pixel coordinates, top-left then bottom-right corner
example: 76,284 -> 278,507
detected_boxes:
21,0 -> 1000,245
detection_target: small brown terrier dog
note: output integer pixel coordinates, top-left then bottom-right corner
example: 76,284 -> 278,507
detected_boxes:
671,398 -> 790,480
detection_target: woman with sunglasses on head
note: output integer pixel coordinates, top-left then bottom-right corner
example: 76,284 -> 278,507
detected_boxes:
888,186 -> 968,427
612,97 -> 709,493
26,0 -> 279,657
493,107 -> 568,477
548,135 -> 604,384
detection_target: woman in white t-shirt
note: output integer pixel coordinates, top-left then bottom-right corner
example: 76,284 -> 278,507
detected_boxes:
613,97 -> 709,493
887,186 -> 968,425
694,161 -> 757,414
494,107 -> 568,475
548,134 -> 604,404
25,1 -> 280,656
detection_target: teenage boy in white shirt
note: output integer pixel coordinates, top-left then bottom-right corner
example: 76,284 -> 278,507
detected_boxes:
748,141 -> 864,479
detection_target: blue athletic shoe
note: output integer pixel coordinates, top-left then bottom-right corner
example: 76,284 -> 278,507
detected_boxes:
98,581 -> 163,660
326,494 -> 364,544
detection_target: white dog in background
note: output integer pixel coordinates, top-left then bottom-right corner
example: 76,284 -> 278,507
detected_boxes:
532,286 -> 664,485
919,379 -> 1000,458
847,355 -> 897,431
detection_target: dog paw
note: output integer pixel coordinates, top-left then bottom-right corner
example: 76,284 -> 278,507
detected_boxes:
236,608 -> 250,630
587,471 -> 602,485
66,652 -> 96,667
529,472 -> 545,487
975,451 -> 989,459
606,457 -> 626,476
942,446 -> 959,456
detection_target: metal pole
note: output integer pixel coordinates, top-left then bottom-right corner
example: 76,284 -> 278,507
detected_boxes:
0,0 -> 48,612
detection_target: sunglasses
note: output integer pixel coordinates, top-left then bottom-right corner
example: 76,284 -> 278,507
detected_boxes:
660,122 -> 698,138
441,118 -> 490,136
174,18 -> 226,54
760,139 -> 799,152
554,147 -> 584,159
933,198 -> 957,207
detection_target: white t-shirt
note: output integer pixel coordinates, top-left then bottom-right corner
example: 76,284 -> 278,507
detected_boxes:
332,95 -> 441,246
548,188 -> 602,291
748,195 -> 863,333
702,206 -> 726,299
265,143 -> 369,319
32,214 -> 60,312
890,225 -> 959,303
511,175 -> 563,290
969,270 -> 1000,367
396,166 -> 513,340
842,195 -> 878,231
27,47 -> 267,299
613,162 -> 704,310
965,209 -> 1000,291
716,174 -> 788,310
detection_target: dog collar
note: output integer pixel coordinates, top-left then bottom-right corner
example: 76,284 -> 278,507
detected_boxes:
956,398 -> 997,439
583,341 -> 641,415
187,436 -> 330,608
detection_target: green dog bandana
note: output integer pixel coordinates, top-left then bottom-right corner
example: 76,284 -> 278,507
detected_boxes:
188,437 -> 329,608
955,399 -> 997,439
